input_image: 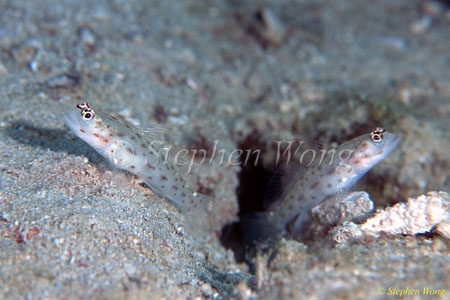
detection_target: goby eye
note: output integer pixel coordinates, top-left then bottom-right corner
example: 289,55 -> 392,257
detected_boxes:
82,109 -> 95,120
76,102 -> 96,120
370,127 -> 385,142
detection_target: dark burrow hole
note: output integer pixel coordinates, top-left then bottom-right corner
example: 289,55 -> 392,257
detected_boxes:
219,131 -> 330,263
220,132 -> 273,263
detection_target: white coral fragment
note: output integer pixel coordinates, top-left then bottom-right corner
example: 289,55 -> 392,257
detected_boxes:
435,220 -> 450,239
361,191 -> 450,236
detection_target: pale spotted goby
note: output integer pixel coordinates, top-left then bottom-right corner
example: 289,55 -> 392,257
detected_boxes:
244,128 -> 401,241
63,102 -> 208,221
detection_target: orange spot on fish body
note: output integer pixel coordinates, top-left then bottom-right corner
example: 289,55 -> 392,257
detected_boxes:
311,181 -> 320,189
